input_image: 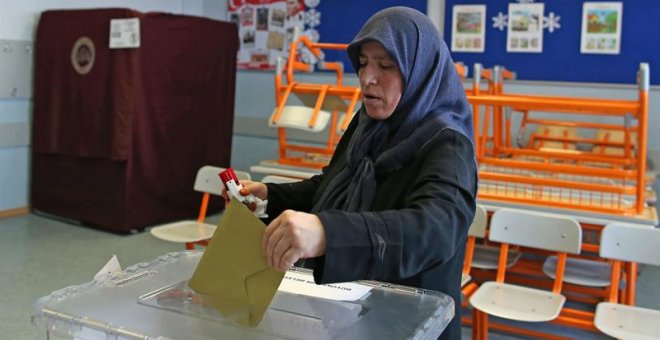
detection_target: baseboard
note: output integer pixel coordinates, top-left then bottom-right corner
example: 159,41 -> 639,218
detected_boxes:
0,207 -> 29,219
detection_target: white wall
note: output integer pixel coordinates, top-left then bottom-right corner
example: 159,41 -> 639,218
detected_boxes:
203,0 -> 228,21
0,0 -> 209,40
0,0 -> 211,212
427,0 -> 445,37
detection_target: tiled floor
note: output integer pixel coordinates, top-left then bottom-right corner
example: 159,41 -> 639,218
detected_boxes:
0,213 -> 183,339
2,211 -> 628,340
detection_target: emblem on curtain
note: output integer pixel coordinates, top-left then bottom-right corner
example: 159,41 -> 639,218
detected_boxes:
70,36 -> 95,75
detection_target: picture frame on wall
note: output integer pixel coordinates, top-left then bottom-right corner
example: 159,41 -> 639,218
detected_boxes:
580,2 -> 623,55
507,2 -> 544,53
451,5 -> 486,53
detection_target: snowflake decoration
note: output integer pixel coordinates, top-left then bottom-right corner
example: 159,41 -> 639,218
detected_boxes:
302,1 -> 322,43
304,28 -> 320,43
300,48 -> 318,65
543,12 -> 561,33
492,12 -> 508,31
305,8 -> 321,27
305,0 -> 320,8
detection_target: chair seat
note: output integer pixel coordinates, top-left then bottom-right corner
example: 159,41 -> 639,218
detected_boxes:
595,302 -> 660,340
542,255 -> 611,287
469,282 -> 566,322
269,105 -> 331,132
471,244 -> 522,269
150,220 -> 216,243
461,273 -> 471,287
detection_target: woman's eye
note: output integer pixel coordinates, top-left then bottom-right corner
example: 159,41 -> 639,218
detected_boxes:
381,64 -> 394,69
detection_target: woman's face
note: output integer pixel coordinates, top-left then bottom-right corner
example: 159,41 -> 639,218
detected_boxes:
357,41 -> 403,120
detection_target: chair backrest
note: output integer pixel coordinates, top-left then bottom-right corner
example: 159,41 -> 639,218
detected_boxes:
600,223 -> 660,266
262,175 -> 301,184
235,170 -> 252,181
489,209 -> 582,254
468,205 -> 488,238
193,166 -> 251,195
463,205 -> 488,276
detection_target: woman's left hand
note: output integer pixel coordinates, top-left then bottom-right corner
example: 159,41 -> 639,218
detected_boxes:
262,210 -> 326,272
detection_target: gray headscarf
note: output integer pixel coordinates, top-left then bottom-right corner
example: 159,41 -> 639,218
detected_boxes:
312,6 -> 474,213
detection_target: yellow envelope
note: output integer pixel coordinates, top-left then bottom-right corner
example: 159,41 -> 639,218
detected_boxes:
188,199 -> 285,326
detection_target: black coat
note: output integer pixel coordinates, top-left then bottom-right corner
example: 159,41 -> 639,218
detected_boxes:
265,119 -> 478,339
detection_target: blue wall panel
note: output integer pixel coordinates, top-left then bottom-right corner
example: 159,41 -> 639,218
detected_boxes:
315,1 -> 427,74
444,0 -> 660,85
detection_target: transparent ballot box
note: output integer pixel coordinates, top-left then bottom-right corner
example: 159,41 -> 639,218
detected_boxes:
32,251 -> 454,339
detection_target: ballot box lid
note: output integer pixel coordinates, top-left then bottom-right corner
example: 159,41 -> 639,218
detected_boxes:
32,251 -> 454,340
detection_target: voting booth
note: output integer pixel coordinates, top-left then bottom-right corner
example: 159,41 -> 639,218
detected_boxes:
31,9 -> 238,233
32,251 -> 454,339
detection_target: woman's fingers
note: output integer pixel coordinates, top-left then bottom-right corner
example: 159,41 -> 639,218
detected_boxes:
262,214 -> 280,254
223,180 -> 267,209
278,248 -> 300,272
262,210 -> 326,271
221,188 -> 230,202
271,230 -> 292,270
264,216 -> 284,267
268,228 -> 302,272
242,181 -> 267,200
245,201 -> 257,212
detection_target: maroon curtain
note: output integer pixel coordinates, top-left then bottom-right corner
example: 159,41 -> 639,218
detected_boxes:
32,9 -> 238,233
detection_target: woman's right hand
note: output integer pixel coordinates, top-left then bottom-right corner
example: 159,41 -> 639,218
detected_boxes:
221,180 -> 268,209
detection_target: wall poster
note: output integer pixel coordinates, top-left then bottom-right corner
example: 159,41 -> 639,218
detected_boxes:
506,3 -> 544,53
228,0 -> 306,70
580,2 -> 623,55
451,5 -> 486,53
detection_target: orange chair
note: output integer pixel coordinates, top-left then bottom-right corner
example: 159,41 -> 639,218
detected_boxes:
270,35 -> 361,169
469,209 -> 582,339
594,223 -> 660,339
150,165 -> 251,249
461,205 -> 487,333
462,205 -> 488,289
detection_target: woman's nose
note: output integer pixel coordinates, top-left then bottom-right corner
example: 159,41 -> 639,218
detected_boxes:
360,65 -> 377,85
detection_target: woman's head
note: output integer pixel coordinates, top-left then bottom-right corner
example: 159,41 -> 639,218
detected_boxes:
347,7 -> 472,145
356,41 -> 403,120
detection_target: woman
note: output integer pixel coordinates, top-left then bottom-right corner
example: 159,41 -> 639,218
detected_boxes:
237,7 -> 477,339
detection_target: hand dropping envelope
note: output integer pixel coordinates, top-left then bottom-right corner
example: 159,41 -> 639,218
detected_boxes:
188,198 -> 285,326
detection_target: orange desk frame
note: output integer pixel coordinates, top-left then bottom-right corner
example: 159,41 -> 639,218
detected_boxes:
467,63 -> 650,219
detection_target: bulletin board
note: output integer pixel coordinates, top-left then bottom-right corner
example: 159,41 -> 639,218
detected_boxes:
229,0 -> 306,70
444,0 -> 660,85
229,0 -> 426,71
